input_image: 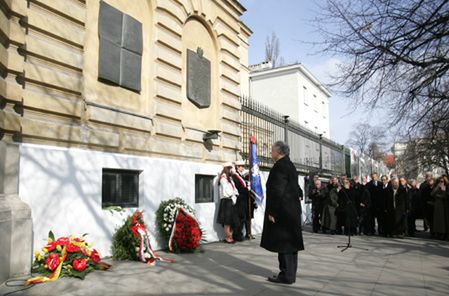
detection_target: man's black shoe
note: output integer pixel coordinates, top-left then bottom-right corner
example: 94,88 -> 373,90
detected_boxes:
267,275 -> 294,285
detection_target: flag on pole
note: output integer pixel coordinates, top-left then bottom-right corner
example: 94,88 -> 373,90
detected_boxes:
249,135 -> 264,205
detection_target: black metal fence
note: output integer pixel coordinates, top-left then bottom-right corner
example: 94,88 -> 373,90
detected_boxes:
240,96 -> 346,176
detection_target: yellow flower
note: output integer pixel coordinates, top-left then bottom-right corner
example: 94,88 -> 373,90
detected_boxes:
56,245 -> 62,251
42,248 -> 48,253
34,251 -> 40,257
37,255 -> 42,261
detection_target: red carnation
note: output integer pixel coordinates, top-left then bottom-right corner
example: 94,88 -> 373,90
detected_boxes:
73,258 -> 87,271
45,253 -> 60,271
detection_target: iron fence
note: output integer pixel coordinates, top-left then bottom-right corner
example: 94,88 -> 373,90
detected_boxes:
240,96 -> 345,176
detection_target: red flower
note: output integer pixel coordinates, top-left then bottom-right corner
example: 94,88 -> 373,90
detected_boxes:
45,253 -> 60,271
73,258 -> 87,271
55,237 -> 69,246
44,242 -> 56,252
90,249 -> 101,264
66,243 -> 81,253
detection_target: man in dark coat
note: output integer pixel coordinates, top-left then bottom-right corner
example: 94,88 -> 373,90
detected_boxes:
309,178 -> 327,233
420,172 -> 435,235
384,178 -> 407,237
367,173 -> 385,235
261,141 -> 304,285
407,180 -> 421,237
337,179 -> 358,235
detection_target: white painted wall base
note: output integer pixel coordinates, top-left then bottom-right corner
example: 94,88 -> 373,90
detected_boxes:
18,144 -> 311,258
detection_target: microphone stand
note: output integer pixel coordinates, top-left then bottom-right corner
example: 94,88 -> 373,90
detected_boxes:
337,188 -> 368,252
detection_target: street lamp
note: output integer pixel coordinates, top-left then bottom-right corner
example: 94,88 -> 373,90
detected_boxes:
283,115 -> 289,143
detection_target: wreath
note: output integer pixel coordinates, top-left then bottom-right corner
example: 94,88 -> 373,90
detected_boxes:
156,198 -> 203,253
26,231 -> 110,285
111,210 -> 174,265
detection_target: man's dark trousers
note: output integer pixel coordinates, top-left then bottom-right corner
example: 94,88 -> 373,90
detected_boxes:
278,252 -> 298,283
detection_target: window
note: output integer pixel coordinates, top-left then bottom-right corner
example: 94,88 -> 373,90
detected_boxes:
102,168 -> 141,208
303,86 -> 308,105
195,174 -> 215,203
313,94 -> 318,112
98,1 -> 143,92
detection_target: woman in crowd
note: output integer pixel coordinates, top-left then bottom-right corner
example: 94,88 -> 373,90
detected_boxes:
432,176 -> 449,240
217,162 -> 239,244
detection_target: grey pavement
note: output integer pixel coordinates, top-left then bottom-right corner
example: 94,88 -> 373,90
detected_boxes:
1,228 -> 449,296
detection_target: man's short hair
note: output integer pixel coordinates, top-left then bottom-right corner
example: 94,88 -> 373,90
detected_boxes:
273,141 -> 290,155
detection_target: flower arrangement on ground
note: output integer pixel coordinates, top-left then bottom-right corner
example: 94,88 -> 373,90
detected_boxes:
26,231 -> 110,285
156,197 -> 203,253
111,210 -> 174,265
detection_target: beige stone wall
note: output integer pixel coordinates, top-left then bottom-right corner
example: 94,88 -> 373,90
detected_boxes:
0,0 -> 251,163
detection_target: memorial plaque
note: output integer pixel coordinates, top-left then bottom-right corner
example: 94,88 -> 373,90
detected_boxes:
98,1 -> 142,92
187,48 -> 211,108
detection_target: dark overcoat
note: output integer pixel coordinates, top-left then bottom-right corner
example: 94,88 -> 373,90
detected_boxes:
260,156 -> 304,253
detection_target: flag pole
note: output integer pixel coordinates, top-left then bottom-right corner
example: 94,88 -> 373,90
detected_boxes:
247,135 -> 252,238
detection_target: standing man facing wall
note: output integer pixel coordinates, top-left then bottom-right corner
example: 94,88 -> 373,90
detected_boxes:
261,141 -> 304,285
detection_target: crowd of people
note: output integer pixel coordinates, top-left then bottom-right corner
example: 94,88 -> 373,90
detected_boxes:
309,172 -> 449,240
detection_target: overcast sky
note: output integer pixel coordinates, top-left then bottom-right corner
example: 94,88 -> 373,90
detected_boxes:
240,0 -> 388,146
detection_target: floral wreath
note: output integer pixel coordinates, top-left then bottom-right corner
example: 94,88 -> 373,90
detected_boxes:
26,231 -> 110,285
156,197 -> 203,253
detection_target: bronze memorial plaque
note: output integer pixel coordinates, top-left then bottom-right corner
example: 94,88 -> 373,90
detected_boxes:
187,48 -> 211,108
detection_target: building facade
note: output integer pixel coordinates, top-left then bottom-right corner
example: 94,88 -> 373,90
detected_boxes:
249,63 -> 331,138
0,0 -> 253,281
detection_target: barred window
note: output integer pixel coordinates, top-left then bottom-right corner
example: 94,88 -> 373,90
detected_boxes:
102,168 -> 141,208
195,174 -> 215,203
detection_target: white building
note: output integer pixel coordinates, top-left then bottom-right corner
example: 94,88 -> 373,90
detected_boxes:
249,63 -> 331,138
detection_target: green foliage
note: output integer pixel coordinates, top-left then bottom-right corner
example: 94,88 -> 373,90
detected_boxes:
48,230 -> 55,242
111,212 -> 140,261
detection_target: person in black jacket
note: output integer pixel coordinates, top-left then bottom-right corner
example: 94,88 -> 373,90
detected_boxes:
261,141 -> 304,285
407,180 -> 421,237
309,179 -> 327,233
420,172 -> 436,235
367,173 -> 385,235
231,161 -> 249,242
337,179 -> 358,235
384,178 -> 407,237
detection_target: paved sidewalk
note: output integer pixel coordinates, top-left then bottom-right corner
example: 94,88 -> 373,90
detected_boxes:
1,230 -> 449,296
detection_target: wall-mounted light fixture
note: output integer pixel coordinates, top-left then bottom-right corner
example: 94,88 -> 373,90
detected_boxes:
203,130 -> 221,141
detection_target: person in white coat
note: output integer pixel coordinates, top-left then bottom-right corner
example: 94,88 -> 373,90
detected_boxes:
217,162 -> 239,244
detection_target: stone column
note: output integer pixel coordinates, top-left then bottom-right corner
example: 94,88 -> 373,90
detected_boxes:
0,141 -> 33,284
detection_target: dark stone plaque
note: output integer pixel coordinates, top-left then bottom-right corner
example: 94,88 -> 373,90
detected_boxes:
99,1 -> 123,46
122,14 -> 143,55
120,49 -> 141,91
98,1 -> 142,92
187,48 -> 211,108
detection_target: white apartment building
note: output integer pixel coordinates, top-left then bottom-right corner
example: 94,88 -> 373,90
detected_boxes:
249,63 -> 331,138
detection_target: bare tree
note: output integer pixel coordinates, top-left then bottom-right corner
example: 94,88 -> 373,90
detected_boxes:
316,0 -> 449,137
346,123 -> 385,155
265,32 -> 280,67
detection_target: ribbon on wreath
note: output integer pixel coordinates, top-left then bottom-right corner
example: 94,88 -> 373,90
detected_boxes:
25,246 -> 67,285
131,221 -> 175,265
